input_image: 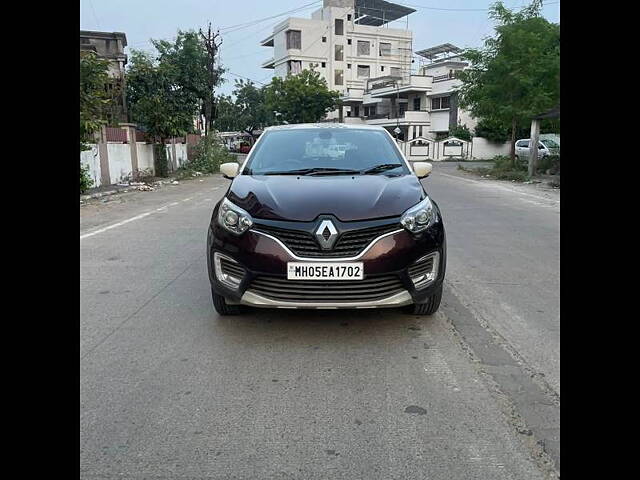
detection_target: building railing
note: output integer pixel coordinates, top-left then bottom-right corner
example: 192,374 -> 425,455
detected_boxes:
433,73 -> 457,83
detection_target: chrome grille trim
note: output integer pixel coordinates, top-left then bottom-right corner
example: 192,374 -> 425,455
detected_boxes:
251,228 -> 405,261
252,223 -> 401,258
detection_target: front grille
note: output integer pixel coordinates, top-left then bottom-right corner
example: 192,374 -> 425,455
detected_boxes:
253,223 -> 400,258
247,274 -> 405,302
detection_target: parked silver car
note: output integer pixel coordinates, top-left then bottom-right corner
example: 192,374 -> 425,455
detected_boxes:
515,138 -> 560,162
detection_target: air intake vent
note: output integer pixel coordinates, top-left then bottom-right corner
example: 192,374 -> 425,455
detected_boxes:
247,274 -> 404,302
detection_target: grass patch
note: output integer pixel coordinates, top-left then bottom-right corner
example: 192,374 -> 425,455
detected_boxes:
458,155 -> 528,182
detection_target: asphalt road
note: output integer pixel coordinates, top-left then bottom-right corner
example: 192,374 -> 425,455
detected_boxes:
80,162 -> 560,480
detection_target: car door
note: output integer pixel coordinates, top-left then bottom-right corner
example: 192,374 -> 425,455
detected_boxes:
515,140 -> 529,157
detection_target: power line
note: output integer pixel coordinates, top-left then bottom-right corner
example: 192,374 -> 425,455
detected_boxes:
219,1 -> 320,33
88,0 -> 101,29
129,1 -> 321,49
226,71 -> 268,86
397,0 -> 558,11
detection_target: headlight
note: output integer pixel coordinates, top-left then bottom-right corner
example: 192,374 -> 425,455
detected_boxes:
217,198 -> 253,235
401,196 -> 436,233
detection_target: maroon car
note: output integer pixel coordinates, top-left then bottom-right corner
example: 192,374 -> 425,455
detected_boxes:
207,124 -> 446,315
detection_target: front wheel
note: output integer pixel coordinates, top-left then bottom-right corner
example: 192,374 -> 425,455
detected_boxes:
212,288 -> 243,315
405,284 -> 443,316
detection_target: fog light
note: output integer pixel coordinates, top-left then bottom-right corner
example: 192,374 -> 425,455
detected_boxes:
213,252 -> 244,290
409,252 -> 439,289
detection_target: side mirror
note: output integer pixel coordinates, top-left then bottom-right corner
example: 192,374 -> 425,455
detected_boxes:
220,162 -> 239,179
413,162 -> 432,179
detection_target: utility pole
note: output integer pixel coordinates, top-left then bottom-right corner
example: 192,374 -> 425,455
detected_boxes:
528,117 -> 540,178
199,22 -> 222,136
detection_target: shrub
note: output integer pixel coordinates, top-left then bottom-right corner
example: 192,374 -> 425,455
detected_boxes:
537,154 -> 560,175
80,163 -> 93,194
449,124 -> 473,142
178,133 -> 235,176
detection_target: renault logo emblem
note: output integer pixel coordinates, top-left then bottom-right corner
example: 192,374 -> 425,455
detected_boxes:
315,219 -> 338,250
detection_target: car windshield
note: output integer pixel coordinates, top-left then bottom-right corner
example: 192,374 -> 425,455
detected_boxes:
242,128 -> 410,176
541,139 -> 559,148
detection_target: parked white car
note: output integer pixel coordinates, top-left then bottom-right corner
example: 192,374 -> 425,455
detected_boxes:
515,138 -> 560,161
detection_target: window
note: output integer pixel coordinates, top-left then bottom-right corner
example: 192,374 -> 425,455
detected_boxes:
286,30 -> 301,49
335,44 -> 344,61
347,38 -> 352,45
347,63 -> 351,69
322,36 -> 326,43
390,67 -> 401,77
287,60 -> 302,74
335,19 -> 344,35
334,69 -> 344,85
321,62 -> 326,68
413,97 -> 421,111
357,40 -> 370,56
516,140 -> 529,148
357,65 -> 370,78
431,96 -> 450,110
379,42 -> 391,57
381,66 -> 385,72
347,14 -> 352,21
354,106 -> 359,117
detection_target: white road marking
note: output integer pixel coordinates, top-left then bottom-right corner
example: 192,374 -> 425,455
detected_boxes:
80,212 -> 155,240
81,197 -> 194,240
438,172 -> 559,204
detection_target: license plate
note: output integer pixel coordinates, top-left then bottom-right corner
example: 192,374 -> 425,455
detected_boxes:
287,262 -> 364,280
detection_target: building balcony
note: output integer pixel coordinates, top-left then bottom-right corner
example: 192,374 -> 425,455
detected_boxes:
363,109 -> 430,126
340,88 -> 365,103
260,34 -> 274,47
261,58 -> 275,69
366,75 -> 432,98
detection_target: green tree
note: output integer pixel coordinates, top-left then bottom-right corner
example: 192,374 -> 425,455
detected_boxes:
233,79 -> 274,138
213,94 -> 242,132
80,51 -> 112,151
457,0 -> 559,167
126,50 -> 199,176
264,69 -> 340,124
152,29 -> 225,134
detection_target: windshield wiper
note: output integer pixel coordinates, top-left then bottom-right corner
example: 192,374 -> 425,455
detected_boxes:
262,168 -> 316,175
361,163 -> 403,175
305,167 -> 361,176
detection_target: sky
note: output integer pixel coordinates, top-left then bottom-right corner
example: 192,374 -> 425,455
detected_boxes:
80,0 -> 559,96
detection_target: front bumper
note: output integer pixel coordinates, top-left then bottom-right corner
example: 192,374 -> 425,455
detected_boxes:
207,215 -> 446,309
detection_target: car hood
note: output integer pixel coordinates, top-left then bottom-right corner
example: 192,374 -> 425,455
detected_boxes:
227,174 -> 424,222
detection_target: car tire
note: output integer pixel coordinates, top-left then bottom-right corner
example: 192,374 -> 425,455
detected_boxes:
406,284 -> 443,316
212,288 -> 243,315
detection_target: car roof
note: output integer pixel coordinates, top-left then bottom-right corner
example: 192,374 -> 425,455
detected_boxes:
263,123 -> 388,132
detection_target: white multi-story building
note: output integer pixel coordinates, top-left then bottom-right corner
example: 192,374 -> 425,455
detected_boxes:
260,0 -> 414,112
260,1 -> 478,158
